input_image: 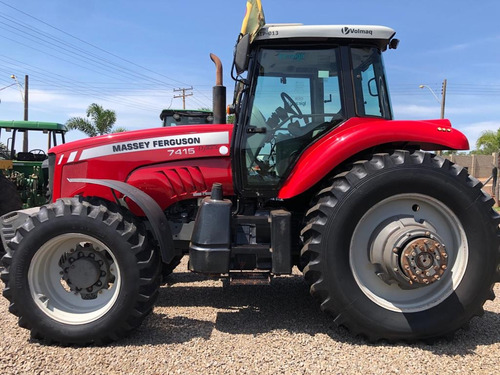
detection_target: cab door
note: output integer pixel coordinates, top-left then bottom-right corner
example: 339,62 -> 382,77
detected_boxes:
234,47 -> 344,198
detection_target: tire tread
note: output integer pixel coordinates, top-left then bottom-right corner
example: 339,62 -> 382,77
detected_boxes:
301,149 -> 500,342
0,196 -> 161,345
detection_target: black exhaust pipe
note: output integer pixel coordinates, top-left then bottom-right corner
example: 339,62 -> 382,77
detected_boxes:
210,53 -> 226,124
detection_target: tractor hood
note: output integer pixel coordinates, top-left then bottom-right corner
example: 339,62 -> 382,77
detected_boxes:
48,124 -> 234,208
49,124 -> 233,162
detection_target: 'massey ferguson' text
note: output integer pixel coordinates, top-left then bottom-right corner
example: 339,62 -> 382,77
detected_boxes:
112,137 -> 201,152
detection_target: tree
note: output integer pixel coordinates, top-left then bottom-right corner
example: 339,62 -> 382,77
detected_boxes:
475,128 -> 500,155
0,141 -> 8,158
66,103 -> 125,137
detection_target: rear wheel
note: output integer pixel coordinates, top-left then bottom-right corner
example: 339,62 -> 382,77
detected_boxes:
1,197 -> 161,345
301,150 -> 500,341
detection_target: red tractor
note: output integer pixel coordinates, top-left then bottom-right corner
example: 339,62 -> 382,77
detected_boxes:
1,24 -> 499,345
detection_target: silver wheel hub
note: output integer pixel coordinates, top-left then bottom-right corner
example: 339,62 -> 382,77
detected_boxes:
59,244 -> 112,299
28,233 -> 121,325
350,194 -> 468,313
400,237 -> 448,285
369,216 -> 449,289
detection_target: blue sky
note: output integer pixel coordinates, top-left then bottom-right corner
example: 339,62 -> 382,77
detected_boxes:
0,0 -> 499,151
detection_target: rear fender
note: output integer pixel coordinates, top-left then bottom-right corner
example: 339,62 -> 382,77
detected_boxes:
278,118 -> 469,199
68,178 -> 177,264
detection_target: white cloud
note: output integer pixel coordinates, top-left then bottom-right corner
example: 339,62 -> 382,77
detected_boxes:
457,121 -> 500,149
1,87 -> 198,151
424,35 -> 500,55
392,103 -> 440,118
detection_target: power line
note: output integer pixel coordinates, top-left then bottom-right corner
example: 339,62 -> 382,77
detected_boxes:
0,2 -> 212,111
0,1 -> 193,87
173,87 -> 194,110
390,82 -> 500,97
0,57 -> 168,111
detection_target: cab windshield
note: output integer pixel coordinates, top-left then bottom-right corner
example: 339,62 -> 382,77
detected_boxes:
242,47 -> 343,187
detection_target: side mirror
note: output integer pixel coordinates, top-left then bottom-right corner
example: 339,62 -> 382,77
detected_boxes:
389,38 -> 400,50
234,34 -> 250,75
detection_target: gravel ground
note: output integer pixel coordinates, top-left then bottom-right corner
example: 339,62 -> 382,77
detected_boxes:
1,258 -> 499,375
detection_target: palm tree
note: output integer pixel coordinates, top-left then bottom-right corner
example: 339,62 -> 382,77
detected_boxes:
475,128 -> 500,155
66,103 -> 126,137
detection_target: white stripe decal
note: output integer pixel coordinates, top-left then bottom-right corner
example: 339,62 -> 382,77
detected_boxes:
78,131 -> 229,161
67,151 -> 78,163
58,155 -> 64,165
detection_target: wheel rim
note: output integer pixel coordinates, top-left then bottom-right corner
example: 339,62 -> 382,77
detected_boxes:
28,233 -> 121,325
350,193 -> 468,313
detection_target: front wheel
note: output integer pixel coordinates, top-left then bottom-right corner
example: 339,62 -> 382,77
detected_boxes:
1,197 -> 161,345
301,150 -> 500,341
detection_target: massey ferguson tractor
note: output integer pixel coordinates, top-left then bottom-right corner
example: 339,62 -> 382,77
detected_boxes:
1,23 -> 499,345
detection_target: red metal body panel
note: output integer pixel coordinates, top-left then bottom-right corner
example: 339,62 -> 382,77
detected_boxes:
49,124 -> 233,215
278,118 -> 469,199
49,117 -> 469,207
126,159 -> 233,209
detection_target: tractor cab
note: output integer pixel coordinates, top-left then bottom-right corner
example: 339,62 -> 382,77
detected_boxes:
160,109 -> 214,127
0,120 -> 67,162
0,121 -> 67,207
230,24 -> 398,197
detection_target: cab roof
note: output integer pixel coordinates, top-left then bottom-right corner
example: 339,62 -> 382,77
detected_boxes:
159,109 -> 213,121
254,24 -> 397,50
0,120 -> 67,132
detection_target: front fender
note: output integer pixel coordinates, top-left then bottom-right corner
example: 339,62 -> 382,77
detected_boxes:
278,118 -> 469,199
68,178 -> 177,264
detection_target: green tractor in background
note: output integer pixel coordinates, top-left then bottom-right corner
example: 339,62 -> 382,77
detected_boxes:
160,109 -> 214,127
0,121 -> 67,211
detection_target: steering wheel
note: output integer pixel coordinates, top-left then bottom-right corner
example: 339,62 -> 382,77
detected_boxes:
29,149 -> 46,156
250,93 -> 304,176
280,92 -> 302,117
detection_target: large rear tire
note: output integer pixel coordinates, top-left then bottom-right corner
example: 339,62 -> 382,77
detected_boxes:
301,150 -> 500,341
1,197 -> 161,345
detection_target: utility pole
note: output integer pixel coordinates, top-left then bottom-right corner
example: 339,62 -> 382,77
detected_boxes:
440,78 -> 447,119
24,75 -> 28,121
173,87 -> 193,110
11,74 -> 29,151
23,75 -> 28,152
418,79 -> 447,119
419,78 -> 447,156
